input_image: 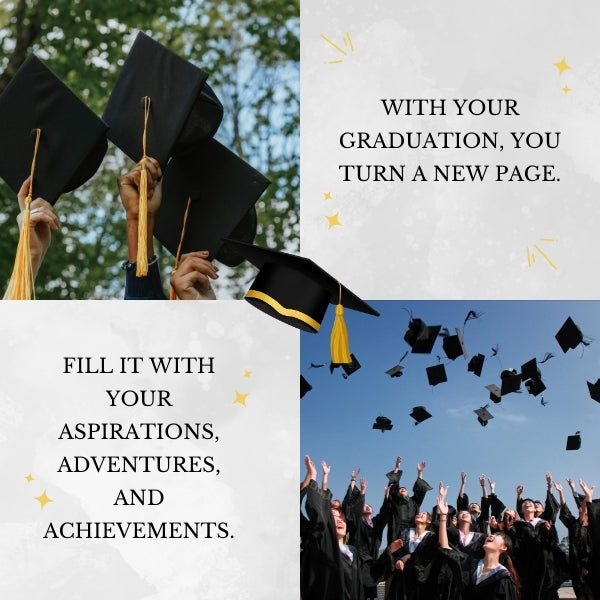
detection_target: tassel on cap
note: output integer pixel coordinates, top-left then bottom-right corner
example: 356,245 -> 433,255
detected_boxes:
136,96 -> 151,277
170,195 -> 192,299
330,281 -> 352,364
6,128 -> 42,300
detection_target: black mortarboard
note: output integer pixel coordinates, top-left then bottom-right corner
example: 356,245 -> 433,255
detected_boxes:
0,55 -> 108,205
566,432 -> 581,451
103,31 -> 222,169
372,416 -> 393,432
300,375 -> 312,398
520,358 -> 542,382
524,378 -> 546,397
386,365 -> 404,378
220,240 -> 380,334
443,328 -> 468,360
426,363 -> 447,386
410,406 -> 432,425
154,139 -> 270,267
587,379 -> 600,403
555,317 -> 584,353
468,353 -> 485,377
474,406 -> 493,427
500,369 -> 521,395
485,384 -> 502,403
341,354 -> 361,377
404,319 -> 441,354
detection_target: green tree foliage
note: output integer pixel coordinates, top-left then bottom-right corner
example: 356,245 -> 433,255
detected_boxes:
0,0 -> 299,298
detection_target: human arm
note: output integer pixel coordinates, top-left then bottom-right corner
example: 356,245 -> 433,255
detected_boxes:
437,486 -> 450,549
321,460 -> 330,492
456,471 -> 468,511
170,251 -> 218,300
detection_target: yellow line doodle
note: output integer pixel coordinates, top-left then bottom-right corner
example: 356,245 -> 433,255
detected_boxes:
526,238 -> 558,270
321,32 -> 355,64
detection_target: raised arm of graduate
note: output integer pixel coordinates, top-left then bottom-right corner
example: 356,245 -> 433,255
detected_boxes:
118,157 -> 166,299
487,476 -> 506,520
456,471 -> 469,511
3,177 -> 60,299
542,472 -> 560,521
413,461 -> 433,506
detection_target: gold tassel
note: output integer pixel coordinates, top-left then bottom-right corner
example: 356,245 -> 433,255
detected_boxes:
170,196 -> 191,300
136,96 -> 151,277
330,281 -> 351,364
6,129 -> 42,300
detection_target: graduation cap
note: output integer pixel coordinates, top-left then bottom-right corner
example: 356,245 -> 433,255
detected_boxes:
587,379 -> 600,403
220,239 -> 379,363
0,54 -> 108,299
566,431 -> 581,451
340,354 -> 361,378
442,328 -> 468,360
404,318 -> 441,354
524,379 -> 546,396
474,405 -> 493,427
485,384 -> 502,404
500,368 -> 521,395
103,31 -> 222,168
154,139 -> 270,268
386,365 -> 404,378
410,406 -> 432,425
372,416 -> 393,432
0,55 -> 108,205
520,358 -> 542,382
426,363 -> 447,386
300,375 -> 312,398
468,353 -> 485,377
103,31 -> 223,276
555,317 -> 585,353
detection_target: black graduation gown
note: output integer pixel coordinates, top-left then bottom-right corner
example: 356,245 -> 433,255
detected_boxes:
438,547 -> 518,600
386,477 -> 433,545
301,480 -> 394,600
558,502 -> 593,598
511,519 -> 568,600
585,500 -> 600,600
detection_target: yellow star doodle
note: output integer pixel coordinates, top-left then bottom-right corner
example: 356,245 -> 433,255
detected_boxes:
233,390 -> 249,406
25,473 -> 34,483
553,57 -> 572,75
323,192 -> 332,200
326,213 -> 342,229
35,490 -> 53,509
562,85 -> 572,94
243,370 -> 252,378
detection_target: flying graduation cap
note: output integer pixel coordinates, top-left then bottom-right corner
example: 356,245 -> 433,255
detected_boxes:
410,406 -> 432,425
474,405 -> 493,427
566,431 -> 581,451
555,317 -> 588,353
386,365 -> 405,378
426,363 -> 447,386
404,318 -> 441,354
442,328 -> 468,360
587,379 -> 600,403
300,375 -> 312,398
372,416 -> 393,432
0,54 -> 108,299
154,139 -> 270,268
103,31 -> 223,276
500,368 -> 521,396
485,384 -> 502,404
521,358 -> 546,397
221,239 -> 379,364
468,353 -> 485,377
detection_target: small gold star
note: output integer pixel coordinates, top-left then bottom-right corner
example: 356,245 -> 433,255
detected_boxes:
323,192 -> 332,200
233,390 -> 249,406
553,56 -> 572,75
562,85 -> 572,94
35,490 -> 53,509
326,213 -> 342,229
24,473 -> 34,483
243,370 -> 252,378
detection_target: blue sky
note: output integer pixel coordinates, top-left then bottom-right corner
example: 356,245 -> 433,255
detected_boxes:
300,300 -> 600,540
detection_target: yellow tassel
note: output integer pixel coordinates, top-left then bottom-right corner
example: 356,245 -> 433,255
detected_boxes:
136,97 -> 151,277
6,128 -> 41,300
169,196 -> 192,300
330,282 -> 351,364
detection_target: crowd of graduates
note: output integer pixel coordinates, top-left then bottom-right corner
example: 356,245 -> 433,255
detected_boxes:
300,455 -> 600,600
